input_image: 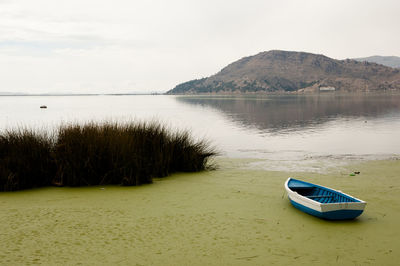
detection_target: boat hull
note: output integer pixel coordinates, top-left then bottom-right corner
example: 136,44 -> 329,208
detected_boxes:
285,178 -> 366,220
289,198 -> 364,220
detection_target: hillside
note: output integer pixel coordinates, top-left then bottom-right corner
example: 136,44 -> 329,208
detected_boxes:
353,56 -> 400,68
168,50 -> 400,94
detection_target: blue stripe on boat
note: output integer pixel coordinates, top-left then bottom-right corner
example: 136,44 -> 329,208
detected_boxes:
289,199 -> 364,220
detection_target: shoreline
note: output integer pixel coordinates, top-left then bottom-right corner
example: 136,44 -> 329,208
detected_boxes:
0,158 -> 399,265
168,90 -> 400,96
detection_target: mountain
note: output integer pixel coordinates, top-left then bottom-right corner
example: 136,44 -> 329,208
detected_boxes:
168,50 -> 400,94
353,56 -> 400,68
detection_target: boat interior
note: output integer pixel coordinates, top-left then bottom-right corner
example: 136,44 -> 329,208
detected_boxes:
290,186 -> 358,203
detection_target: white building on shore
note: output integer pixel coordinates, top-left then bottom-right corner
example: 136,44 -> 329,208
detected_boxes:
319,86 -> 336,91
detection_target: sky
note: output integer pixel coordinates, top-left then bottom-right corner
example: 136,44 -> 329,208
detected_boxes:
0,0 -> 399,94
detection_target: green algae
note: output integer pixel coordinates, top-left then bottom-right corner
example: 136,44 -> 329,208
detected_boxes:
0,158 -> 399,265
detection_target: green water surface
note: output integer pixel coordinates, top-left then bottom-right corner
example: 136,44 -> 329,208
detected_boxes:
0,158 -> 399,265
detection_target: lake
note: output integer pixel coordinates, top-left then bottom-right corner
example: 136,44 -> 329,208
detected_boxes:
1,93 -> 399,171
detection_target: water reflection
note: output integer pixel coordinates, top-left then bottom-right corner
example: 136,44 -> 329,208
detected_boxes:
176,94 -> 400,133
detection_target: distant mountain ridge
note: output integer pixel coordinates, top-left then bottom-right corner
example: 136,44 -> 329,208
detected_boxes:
353,56 -> 400,68
168,50 -> 400,94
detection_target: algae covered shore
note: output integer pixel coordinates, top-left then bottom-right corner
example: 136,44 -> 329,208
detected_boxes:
0,158 -> 399,265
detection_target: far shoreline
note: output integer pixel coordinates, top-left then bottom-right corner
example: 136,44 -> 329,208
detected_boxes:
2,89 -> 400,97
167,89 -> 400,96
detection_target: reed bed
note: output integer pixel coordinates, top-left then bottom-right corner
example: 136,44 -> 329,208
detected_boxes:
0,122 -> 216,191
0,129 -> 55,191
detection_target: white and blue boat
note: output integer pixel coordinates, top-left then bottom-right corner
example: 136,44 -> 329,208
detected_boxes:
285,178 -> 366,220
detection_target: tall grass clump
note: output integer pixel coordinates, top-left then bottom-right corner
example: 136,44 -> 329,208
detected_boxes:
0,129 -> 55,191
52,122 -> 216,187
0,122 -> 216,191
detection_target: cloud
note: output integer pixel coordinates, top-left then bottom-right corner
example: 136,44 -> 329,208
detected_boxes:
0,0 -> 399,93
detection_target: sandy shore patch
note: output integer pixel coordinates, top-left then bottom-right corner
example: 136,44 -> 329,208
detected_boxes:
0,158 -> 399,265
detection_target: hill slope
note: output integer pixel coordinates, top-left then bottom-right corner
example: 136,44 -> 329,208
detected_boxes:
168,50 -> 400,94
354,56 -> 400,68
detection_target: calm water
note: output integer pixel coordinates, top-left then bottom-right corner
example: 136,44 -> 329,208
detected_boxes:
1,94 -> 399,171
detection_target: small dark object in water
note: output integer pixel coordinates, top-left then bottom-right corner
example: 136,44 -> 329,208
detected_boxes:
354,171 -> 360,174
40,105 -> 47,109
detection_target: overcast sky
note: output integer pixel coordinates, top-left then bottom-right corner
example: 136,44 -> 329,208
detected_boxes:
0,0 -> 399,93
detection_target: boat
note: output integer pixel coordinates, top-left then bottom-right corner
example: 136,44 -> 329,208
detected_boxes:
285,178 -> 366,220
